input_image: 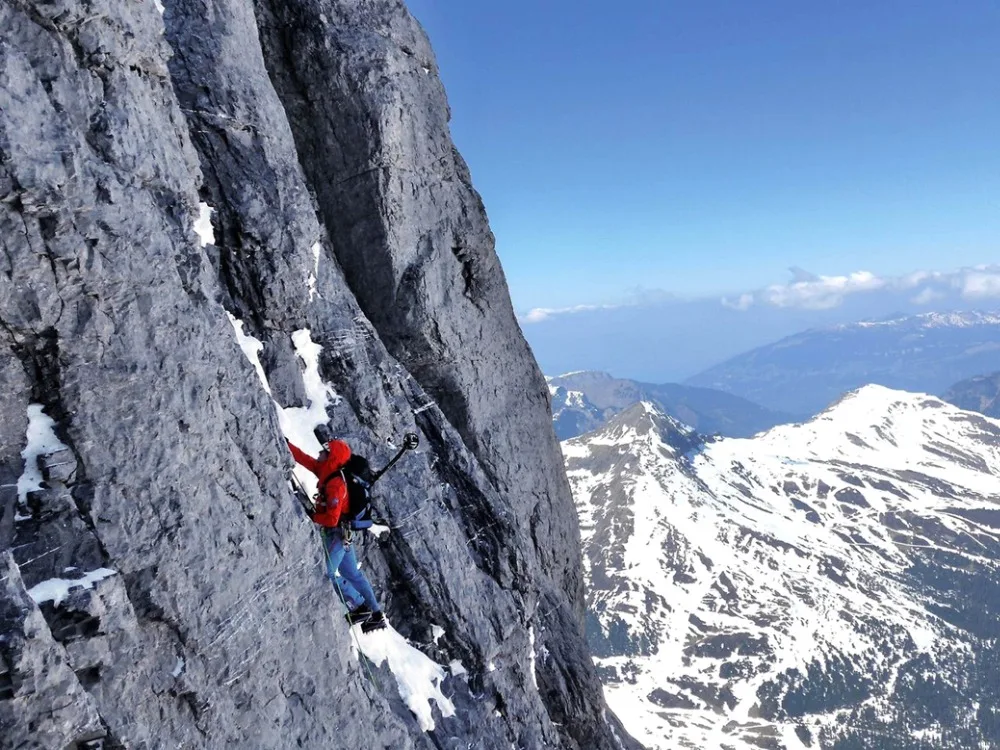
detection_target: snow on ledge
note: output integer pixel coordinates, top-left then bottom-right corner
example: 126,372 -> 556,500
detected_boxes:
27,568 -> 117,607
226,313 -> 271,395
281,329 -> 341,494
194,202 -> 215,247
356,625 -> 455,731
528,625 -> 538,688
308,242 -> 321,301
226,314 -> 342,497
18,404 -> 69,504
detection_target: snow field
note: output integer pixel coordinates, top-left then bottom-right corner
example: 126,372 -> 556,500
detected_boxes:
567,389 -> 1000,750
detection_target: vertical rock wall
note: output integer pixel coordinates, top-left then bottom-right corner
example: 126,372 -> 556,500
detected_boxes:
0,0 -> 639,747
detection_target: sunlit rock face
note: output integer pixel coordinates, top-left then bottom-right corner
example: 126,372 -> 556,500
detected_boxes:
567,388 -> 1000,750
0,2 -> 637,747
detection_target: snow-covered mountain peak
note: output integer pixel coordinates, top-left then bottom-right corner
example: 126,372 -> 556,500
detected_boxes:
563,401 -> 696,458
552,369 -> 611,382
814,382 -> 952,421
568,385 -> 1000,749
752,385 -> 1000,493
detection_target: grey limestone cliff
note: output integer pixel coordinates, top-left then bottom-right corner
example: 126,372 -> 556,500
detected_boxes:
0,0 -> 638,747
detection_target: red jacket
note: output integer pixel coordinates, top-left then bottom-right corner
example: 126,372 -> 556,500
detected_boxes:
288,440 -> 351,528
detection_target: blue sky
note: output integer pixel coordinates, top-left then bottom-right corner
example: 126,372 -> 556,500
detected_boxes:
409,0 -> 1000,314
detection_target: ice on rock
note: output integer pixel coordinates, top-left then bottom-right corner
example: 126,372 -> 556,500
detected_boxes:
356,626 -> 455,732
27,568 -> 117,607
17,404 -> 69,505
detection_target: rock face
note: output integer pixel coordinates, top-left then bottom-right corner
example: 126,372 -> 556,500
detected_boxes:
0,1 -> 637,748
566,388 -> 1000,749
944,371 -> 1000,418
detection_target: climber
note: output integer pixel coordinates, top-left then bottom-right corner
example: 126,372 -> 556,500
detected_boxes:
286,438 -> 387,633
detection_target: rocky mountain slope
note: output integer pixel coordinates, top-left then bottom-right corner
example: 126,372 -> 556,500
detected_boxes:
548,371 -> 793,441
687,311 -> 1000,416
565,387 -> 1000,750
0,1 -> 635,747
944,372 -> 1000,418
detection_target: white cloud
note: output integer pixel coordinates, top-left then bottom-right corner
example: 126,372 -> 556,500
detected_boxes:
962,271 -> 1000,298
900,270 -> 938,289
758,270 -> 886,310
721,293 -> 754,311
521,264 -> 1000,322
726,264 -> 1000,311
911,287 -> 944,305
521,303 -> 619,324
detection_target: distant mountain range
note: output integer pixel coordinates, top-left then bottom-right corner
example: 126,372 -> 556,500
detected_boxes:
686,311 -> 1000,415
547,371 -> 794,440
565,387 -> 1000,750
944,371 -> 1000,418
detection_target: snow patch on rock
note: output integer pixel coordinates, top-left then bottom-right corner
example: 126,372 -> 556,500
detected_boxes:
226,313 -> 341,497
308,241 -> 321,301
528,625 -> 538,688
27,568 -> 117,607
194,202 -> 215,247
17,404 -> 69,505
227,313 -> 271,395
356,625 -> 455,731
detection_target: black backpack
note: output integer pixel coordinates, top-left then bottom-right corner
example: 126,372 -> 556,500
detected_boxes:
340,455 -> 376,530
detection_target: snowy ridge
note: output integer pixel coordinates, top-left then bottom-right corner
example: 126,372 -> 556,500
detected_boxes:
834,310 -> 1000,330
567,389 -> 1000,749
549,383 -> 606,440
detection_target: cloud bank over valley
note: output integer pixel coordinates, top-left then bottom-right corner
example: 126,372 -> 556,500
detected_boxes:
520,264 -> 1000,383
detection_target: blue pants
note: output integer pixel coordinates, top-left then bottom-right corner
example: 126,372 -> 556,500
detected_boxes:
321,527 -> 380,612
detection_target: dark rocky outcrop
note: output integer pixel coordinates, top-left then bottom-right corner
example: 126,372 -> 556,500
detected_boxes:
944,371 -> 1000,418
0,1 -> 638,747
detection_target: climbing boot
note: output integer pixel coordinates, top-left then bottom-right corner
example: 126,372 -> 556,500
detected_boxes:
345,604 -> 373,625
361,610 -> 387,633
